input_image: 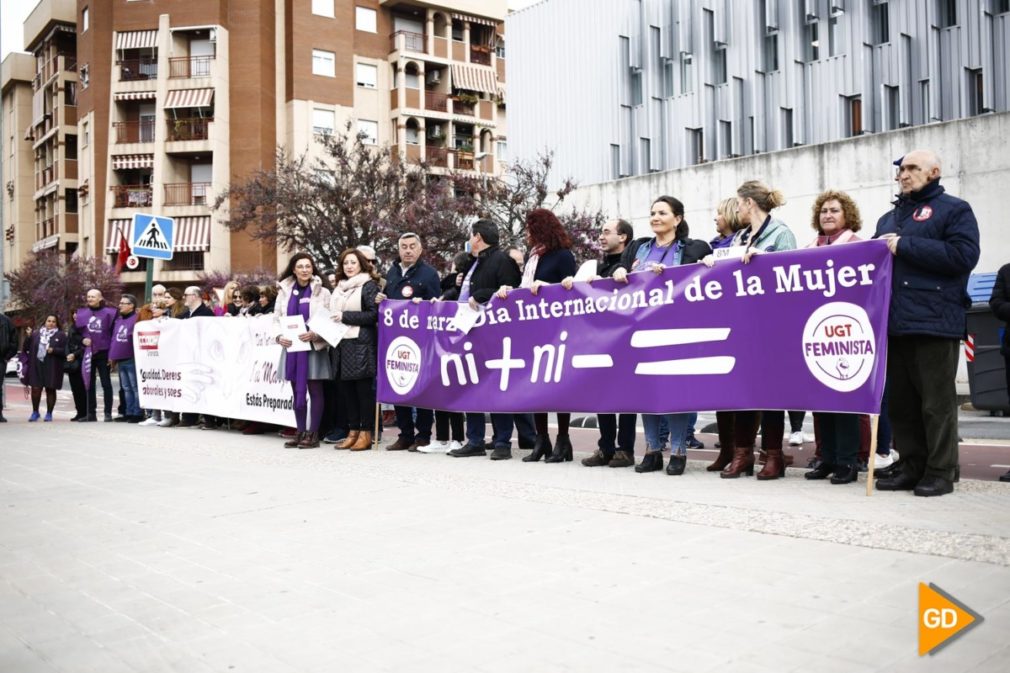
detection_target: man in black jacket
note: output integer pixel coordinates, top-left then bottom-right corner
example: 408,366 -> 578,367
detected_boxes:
445,219 -> 523,460
875,150 -> 980,497
0,311 -> 17,422
990,262 -> 1010,483
379,233 -> 442,451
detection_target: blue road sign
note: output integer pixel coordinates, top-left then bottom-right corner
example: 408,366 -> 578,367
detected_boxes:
131,214 -> 175,260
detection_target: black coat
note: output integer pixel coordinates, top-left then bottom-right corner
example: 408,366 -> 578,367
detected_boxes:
335,280 -> 380,380
619,236 -> 713,271
384,259 -> 441,300
443,246 -> 521,304
533,248 -> 577,283
23,329 -> 67,390
183,303 -> 215,318
65,325 -> 86,374
990,263 -> 1010,354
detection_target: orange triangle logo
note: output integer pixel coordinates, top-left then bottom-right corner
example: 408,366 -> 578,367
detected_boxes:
918,583 -> 984,656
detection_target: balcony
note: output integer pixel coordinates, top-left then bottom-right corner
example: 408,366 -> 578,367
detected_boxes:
37,165 -> 56,190
110,184 -> 153,208
470,46 -> 491,65
456,151 -> 474,170
37,217 -> 56,239
169,56 -> 213,79
113,120 -> 156,143
164,182 -> 210,206
118,58 -> 158,81
390,30 -> 425,53
167,117 -> 212,141
427,146 -> 449,168
425,90 -> 449,112
454,99 -> 475,116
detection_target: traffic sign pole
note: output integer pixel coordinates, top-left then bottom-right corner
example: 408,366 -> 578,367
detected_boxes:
145,261 -> 154,303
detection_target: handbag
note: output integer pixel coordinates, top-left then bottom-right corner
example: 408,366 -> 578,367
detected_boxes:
15,351 -> 29,386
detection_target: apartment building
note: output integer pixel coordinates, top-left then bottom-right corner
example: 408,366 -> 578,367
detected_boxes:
508,0 -> 1010,186
1,53 -> 37,301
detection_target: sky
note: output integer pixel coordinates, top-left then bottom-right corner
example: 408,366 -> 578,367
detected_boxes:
2,0 -> 545,61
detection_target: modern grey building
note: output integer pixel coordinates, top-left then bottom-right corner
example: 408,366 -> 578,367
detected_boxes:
508,0 -> 1010,185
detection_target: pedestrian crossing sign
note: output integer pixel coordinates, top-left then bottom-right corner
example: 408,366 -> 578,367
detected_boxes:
131,214 -> 175,260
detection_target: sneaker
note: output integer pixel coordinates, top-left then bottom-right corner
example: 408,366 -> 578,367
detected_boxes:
139,417 -> 159,426
448,442 -> 486,457
43,413 -> 53,422
322,429 -> 348,444
157,417 -> 177,427
788,431 -> 805,446
489,445 -> 512,460
418,440 -> 451,454
28,412 -> 40,422
446,440 -> 463,453
685,435 -> 705,450
874,449 -> 899,469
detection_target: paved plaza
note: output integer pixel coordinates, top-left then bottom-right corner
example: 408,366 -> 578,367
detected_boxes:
1,416 -> 1009,673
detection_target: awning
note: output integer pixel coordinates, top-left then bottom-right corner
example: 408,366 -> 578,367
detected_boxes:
164,88 -> 214,109
116,30 -> 158,50
31,234 -> 59,253
32,89 -> 45,127
114,90 -> 156,101
105,219 -> 131,253
174,216 -> 211,252
451,12 -> 496,27
111,154 -> 154,170
450,64 -> 497,95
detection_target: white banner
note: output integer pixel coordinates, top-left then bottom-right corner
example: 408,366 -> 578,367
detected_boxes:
133,316 -> 296,426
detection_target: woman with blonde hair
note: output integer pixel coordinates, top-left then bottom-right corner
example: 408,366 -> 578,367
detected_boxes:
710,197 -> 743,249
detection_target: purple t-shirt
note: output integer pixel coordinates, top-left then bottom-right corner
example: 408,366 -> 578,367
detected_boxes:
108,313 -> 138,361
75,306 -> 118,353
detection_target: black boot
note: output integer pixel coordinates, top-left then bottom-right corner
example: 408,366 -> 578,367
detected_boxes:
830,464 -> 859,484
522,434 -> 553,462
666,454 -> 686,475
805,462 -> 835,480
545,435 -> 573,463
635,451 -> 663,473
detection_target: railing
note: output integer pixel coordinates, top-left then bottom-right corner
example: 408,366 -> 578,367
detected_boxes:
37,217 -> 56,239
470,46 -> 491,65
110,184 -> 153,208
118,57 -> 158,81
425,90 -> 449,112
454,99 -> 475,116
168,56 -> 213,79
164,182 -> 210,206
113,120 -> 156,143
391,30 -> 425,52
37,165 -> 56,189
456,151 -> 474,170
167,117 -> 212,141
426,146 -> 449,168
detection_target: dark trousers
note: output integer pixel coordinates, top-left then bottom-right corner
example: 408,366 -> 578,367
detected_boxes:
788,411 -> 805,433
395,405 -> 433,442
68,369 -> 87,417
341,377 -> 375,430
435,410 -> 464,442
597,413 -> 637,456
87,350 -> 113,417
319,379 -> 346,436
513,413 -> 536,447
887,335 -> 959,481
813,412 -> 859,466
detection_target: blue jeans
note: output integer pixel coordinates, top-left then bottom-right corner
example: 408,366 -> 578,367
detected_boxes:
118,359 -> 141,417
465,412 -> 515,448
643,413 -> 692,455
685,412 -> 698,438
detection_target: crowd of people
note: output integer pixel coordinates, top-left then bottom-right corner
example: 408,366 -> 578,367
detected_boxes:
0,148 -> 999,495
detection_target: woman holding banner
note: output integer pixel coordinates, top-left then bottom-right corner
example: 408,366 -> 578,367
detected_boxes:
613,196 -> 712,475
704,180 -> 797,480
329,249 -> 381,451
274,252 -> 332,449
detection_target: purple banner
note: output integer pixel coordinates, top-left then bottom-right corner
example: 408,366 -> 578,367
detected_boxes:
378,241 -> 893,415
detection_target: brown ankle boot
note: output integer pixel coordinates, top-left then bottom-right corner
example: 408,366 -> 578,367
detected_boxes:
284,432 -> 305,448
757,447 -> 786,480
720,446 -> 754,478
336,430 -> 360,450
706,445 -> 734,471
297,432 -> 319,449
349,431 -> 373,451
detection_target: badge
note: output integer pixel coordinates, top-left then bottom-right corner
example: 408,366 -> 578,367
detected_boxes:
913,205 -> 933,221
402,285 -> 414,298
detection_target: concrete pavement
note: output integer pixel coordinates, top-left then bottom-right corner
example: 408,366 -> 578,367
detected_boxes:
1,418 -> 1009,673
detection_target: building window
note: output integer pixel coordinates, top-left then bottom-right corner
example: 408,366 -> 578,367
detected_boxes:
65,135 -> 78,160
998,0 -> 1010,14
312,49 -> 335,77
82,7 -> 89,32
639,138 -> 651,174
451,20 -> 464,41
679,54 -> 693,94
845,95 -> 863,136
80,64 -> 89,88
630,71 -> 643,106
356,7 -> 377,33
358,119 -> 378,145
313,108 -> 335,135
82,121 -> 89,147
713,48 -> 727,85
885,84 -> 900,130
404,68 -> 419,89
873,2 -> 890,44
937,0 -> 957,27
312,0 -> 334,18
495,43 -> 506,59
764,33 -> 779,72
356,63 -> 378,88
611,144 -> 621,178
828,14 -> 841,57
496,140 -> 507,161
405,124 -> 419,145
805,21 -> 819,62
720,120 -> 732,158
967,69 -> 984,115
65,188 -> 78,213
782,107 -> 794,147
663,62 -> 674,97
686,127 -> 704,164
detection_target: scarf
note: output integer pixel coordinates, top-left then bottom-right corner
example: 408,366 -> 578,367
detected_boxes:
521,252 -> 540,289
36,327 -> 57,361
813,229 -> 859,247
331,273 -> 371,340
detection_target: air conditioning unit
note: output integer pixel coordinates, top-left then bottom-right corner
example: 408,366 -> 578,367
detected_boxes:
426,70 -> 441,85
428,124 -> 443,138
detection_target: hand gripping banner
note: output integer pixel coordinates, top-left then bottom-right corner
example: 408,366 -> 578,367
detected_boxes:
378,240 -> 893,415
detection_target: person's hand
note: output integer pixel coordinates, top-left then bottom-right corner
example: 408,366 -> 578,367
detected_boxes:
411,297 -> 423,304
430,297 -> 441,303
742,249 -> 760,264
277,336 -> 293,348
455,273 -> 463,287
612,268 -> 629,284
702,254 -> 716,268
47,347 -> 53,354
375,292 -> 387,304
298,331 -> 316,342
561,276 -> 575,290
648,263 -> 664,274
880,233 -> 900,256
495,285 -> 512,299
530,280 -> 550,295
82,337 -> 92,346
66,354 -> 75,362
468,297 -> 480,311
330,311 -> 343,322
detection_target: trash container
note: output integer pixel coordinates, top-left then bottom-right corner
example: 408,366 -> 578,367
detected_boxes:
965,272 -> 1010,414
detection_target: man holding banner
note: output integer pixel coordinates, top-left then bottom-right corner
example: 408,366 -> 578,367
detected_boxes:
875,150 -> 980,497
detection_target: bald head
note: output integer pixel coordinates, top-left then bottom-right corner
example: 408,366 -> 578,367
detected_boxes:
897,149 -> 942,195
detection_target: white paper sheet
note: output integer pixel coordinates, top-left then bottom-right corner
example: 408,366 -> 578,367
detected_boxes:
307,308 -> 350,347
453,302 -> 483,335
279,314 -> 311,352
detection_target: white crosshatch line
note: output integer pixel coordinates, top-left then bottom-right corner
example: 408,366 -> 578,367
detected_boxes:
630,328 -> 735,376
630,328 -> 731,348
635,356 -> 736,376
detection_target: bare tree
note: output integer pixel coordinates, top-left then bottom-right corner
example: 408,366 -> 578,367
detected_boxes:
5,251 -> 123,326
